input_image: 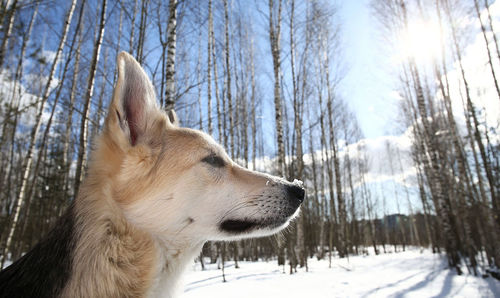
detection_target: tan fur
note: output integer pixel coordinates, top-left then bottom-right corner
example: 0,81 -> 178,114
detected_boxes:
60,52 -> 303,298
61,135 -> 157,298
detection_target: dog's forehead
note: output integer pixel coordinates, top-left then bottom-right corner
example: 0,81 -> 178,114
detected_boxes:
167,127 -> 226,157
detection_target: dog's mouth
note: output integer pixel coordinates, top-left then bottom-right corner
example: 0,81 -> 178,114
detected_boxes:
220,219 -> 258,233
219,216 -> 290,234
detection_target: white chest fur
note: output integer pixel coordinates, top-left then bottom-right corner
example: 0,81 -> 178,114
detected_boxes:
147,242 -> 204,298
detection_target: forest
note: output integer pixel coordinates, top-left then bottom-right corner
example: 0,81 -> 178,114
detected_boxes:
0,0 -> 499,289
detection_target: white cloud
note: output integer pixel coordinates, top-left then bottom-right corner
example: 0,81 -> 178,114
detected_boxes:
0,67 -> 60,136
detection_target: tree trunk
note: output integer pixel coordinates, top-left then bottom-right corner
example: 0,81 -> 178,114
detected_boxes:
197,25 -> 203,130
400,1 -> 462,274
164,0 -> 177,112
268,0 -> 286,267
0,1 -> 38,150
324,48 -> 346,258
289,0 -> 306,269
0,0 -> 17,67
92,48 -> 109,139
74,0 -> 107,196
308,128 -> 323,259
344,138 -> 358,254
316,41 -> 338,264
445,0 -> 499,223
135,0 -> 149,65
0,1 -> 39,215
411,62 -> 462,273
22,0 -> 85,245
358,147 -> 378,256
63,15 -> 85,201
207,0 -> 213,135
0,0 -> 77,266
473,0 -> 500,101
268,0 -> 285,177
224,0 -> 234,158
129,0 -> 138,55
211,23 -> 222,144
483,0 -> 500,66
0,1 -> 39,264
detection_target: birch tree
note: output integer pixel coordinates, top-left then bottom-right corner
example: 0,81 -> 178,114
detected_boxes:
0,1 -> 39,214
165,0 -> 178,112
473,0 -> 500,101
207,0 -> 213,135
1,0 -> 77,266
289,0 -> 306,269
268,0 -> 285,177
0,0 -> 17,67
74,0 -> 107,196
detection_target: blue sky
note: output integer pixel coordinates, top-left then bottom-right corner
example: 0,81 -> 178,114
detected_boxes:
339,0 -> 401,138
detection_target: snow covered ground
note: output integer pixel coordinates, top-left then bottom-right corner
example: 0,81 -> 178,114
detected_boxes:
182,249 -> 500,298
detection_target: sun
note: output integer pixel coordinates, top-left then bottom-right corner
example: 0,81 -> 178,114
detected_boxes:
396,20 -> 443,64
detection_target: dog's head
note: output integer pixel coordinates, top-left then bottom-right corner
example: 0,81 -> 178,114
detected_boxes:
97,52 -> 304,243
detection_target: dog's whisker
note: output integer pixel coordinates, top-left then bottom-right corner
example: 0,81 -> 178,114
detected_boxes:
219,201 -> 261,222
222,198 -> 258,213
240,193 -> 264,200
219,200 -> 250,217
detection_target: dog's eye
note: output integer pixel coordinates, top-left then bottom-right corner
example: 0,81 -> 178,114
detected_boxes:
202,155 -> 225,168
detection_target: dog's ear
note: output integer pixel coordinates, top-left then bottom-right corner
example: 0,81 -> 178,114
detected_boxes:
106,52 -> 159,146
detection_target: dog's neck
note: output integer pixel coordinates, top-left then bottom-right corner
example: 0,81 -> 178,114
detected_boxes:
148,238 -> 204,298
61,178 -> 203,298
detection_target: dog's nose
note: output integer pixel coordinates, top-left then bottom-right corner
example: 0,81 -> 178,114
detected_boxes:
286,184 -> 305,204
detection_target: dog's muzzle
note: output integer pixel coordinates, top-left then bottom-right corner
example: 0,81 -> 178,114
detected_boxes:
218,179 -> 305,235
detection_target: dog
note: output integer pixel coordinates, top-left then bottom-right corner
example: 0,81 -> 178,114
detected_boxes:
0,52 -> 304,298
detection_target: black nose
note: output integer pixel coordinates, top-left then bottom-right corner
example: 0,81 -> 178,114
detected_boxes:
286,184 -> 305,204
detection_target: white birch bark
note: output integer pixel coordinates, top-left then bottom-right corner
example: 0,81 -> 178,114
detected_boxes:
74,0 -> 107,195
1,0 -> 77,264
164,0 -> 177,112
